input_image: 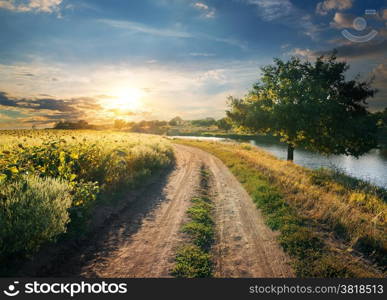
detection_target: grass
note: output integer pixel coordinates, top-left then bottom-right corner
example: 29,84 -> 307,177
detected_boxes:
174,139 -> 386,278
172,167 -> 215,278
0,129 -> 174,271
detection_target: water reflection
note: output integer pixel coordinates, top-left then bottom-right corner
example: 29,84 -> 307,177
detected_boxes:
172,136 -> 387,188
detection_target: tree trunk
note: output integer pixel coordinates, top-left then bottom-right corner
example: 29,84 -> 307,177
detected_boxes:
287,144 -> 294,161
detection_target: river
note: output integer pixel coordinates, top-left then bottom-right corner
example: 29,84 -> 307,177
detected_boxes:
173,136 -> 387,188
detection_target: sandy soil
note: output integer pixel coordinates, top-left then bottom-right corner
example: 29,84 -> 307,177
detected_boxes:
21,144 -> 294,277
184,145 -> 294,277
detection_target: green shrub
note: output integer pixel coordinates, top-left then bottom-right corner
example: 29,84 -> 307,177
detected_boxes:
186,206 -> 214,226
309,255 -> 356,278
182,222 -> 214,249
0,176 -> 72,262
354,235 -> 387,267
279,225 -> 324,260
172,245 -> 213,278
66,181 -> 100,236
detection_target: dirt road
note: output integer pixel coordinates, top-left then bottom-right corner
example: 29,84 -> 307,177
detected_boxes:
25,144 -> 293,277
80,144 -> 294,277
80,144 -> 203,277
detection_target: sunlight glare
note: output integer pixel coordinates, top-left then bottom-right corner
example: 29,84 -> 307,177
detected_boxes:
106,87 -> 144,112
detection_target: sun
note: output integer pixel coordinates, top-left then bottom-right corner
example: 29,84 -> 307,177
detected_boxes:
105,87 -> 144,112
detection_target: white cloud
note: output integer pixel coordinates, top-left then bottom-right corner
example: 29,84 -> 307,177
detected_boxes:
98,19 -> 192,38
330,12 -> 354,29
189,52 -> 215,57
246,0 -> 293,21
316,0 -> 353,15
0,0 -> 62,13
287,48 -> 318,60
0,59 -> 264,120
194,2 -> 209,10
193,1 -> 215,18
245,0 -> 321,40
100,18 -> 247,50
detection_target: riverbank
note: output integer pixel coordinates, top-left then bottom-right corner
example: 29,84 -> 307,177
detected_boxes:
169,134 -> 387,189
167,130 -> 387,150
173,139 -> 386,277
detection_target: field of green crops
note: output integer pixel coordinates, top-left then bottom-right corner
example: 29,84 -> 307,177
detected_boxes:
0,130 -> 174,267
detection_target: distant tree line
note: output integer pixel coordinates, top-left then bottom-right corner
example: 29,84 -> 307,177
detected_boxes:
112,116 -> 233,133
52,117 -> 233,132
53,120 -> 97,130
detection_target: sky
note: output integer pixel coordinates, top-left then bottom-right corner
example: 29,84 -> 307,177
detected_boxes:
0,0 -> 386,128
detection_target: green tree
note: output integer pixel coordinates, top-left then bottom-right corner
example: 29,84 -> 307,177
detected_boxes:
114,119 -> 126,130
191,117 -> 216,127
216,117 -> 232,132
227,53 -> 378,161
375,108 -> 387,127
169,116 -> 184,126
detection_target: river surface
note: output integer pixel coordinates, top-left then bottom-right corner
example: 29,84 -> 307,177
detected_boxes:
172,136 -> 387,188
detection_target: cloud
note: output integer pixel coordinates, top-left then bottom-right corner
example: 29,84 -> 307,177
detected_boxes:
323,40 -> 387,60
0,0 -> 62,13
198,69 -> 227,82
289,48 -> 318,60
98,19 -> 192,38
194,2 -> 209,10
193,2 -> 215,18
245,0 -> 293,21
0,57 -> 268,124
0,91 -> 103,126
290,38 -> 387,61
99,18 -> 247,49
244,0 -> 322,40
316,0 -> 353,16
330,12 -> 355,29
189,52 -> 215,57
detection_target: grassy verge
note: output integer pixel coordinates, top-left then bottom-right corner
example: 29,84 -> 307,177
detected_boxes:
172,166 -> 215,278
174,139 -> 386,277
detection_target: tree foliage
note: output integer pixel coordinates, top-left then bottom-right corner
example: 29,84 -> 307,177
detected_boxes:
227,53 -> 378,160
114,119 -> 126,130
54,120 -> 94,130
191,117 -> 216,127
216,117 -> 232,131
169,116 -> 184,126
